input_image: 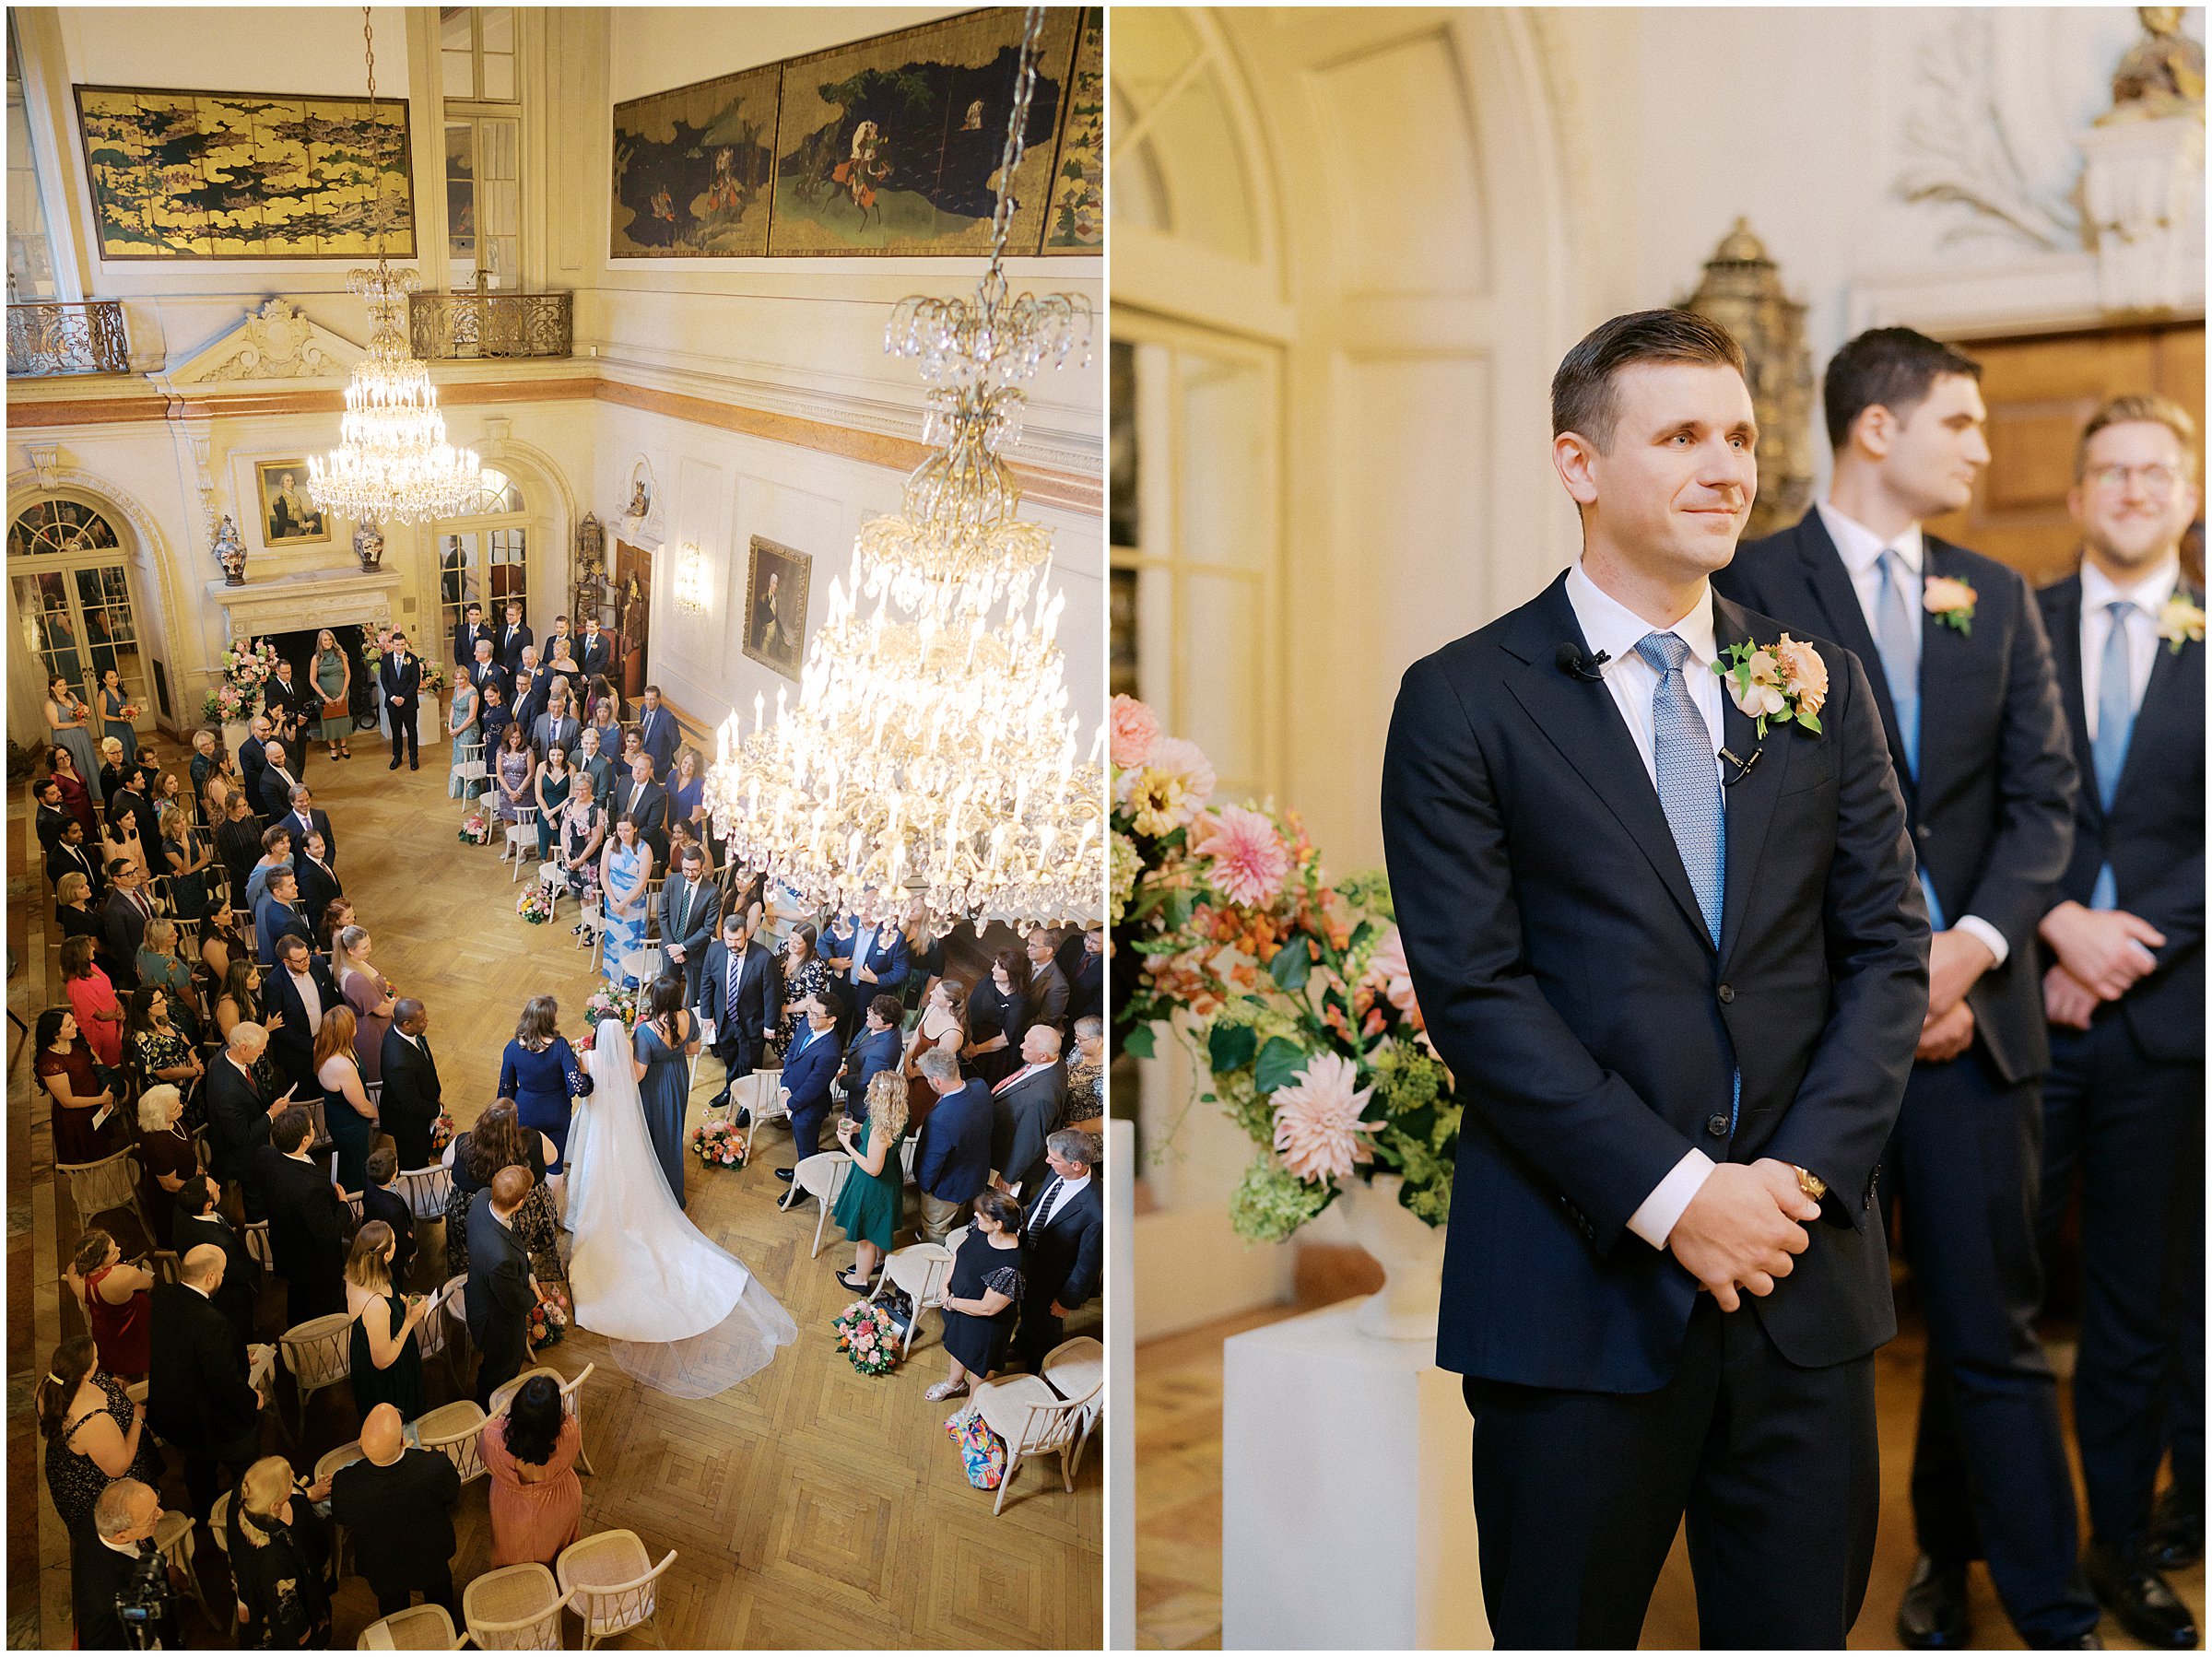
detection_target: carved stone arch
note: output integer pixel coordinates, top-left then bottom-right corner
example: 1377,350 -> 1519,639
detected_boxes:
441,434 -> 576,640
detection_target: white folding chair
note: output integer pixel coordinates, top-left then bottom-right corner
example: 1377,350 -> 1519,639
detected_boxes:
971,1366 -> 1101,1515
747,1069 -> 789,1137
784,1150 -> 852,1257
359,1601 -> 467,1649
872,1241 -> 954,1358
56,1146 -> 148,1239
276,1311 -> 354,1440
506,805 -> 540,880
151,1506 -> 215,1629
618,946 -> 664,987
462,1562 -> 569,1650
489,1361 -> 599,1474
1041,1334 -> 1106,1477
555,1530 -> 677,1650
414,1396 -> 488,1485
241,1219 -> 274,1270
451,740 -> 488,804
315,1440 -> 367,1577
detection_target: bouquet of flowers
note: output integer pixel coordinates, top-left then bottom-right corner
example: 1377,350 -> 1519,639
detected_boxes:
418,659 -> 449,699
202,681 -> 251,723
525,1283 -> 571,1350
359,628 -> 391,676
689,1118 -> 746,1168
459,810 -> 490,845
212,640 -> 280,721
516,886 -> 555,925
833,1299 -> 900,1377
582,982 -> 641,1029
1112,694 -> 1459,1243
427,1108 -> 456,1158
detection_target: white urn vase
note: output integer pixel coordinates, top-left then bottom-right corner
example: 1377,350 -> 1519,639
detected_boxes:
1334,1172 -> 1445,1342
220,717 -> 252,758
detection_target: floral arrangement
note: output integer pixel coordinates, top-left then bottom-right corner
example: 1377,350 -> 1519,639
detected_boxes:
688,1118 -> 746,1168
526,1284 -> 571,1350
1923,574 -> 1978,635
360,629 -> 389,675
418,659 -> 449,698
459,810 -> 490,845
516,886 -> 555,925
1112,694 -> 1459,1243
832,1299 -> 900,1377
1713,634 -> 1828,738
207,640 -> 280,723
427,1108 -> 456,1158
582,982 -> 641,1029
202,682 -> 252,723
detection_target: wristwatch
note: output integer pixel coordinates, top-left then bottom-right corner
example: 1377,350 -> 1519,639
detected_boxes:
1793,1165 -> 1829,1203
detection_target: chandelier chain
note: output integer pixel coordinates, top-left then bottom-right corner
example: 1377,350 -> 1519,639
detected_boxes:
983,6 -> 1048,286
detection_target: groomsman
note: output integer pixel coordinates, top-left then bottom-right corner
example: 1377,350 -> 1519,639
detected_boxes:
658,845 -> 718,1006
453,601 -> 494,669
637,685 -> 679,780
497,599 -> 533,675
700,911 -> 780,1114
1714,326 -> 2086,1648
510,645 -> 546,737
578,615 -> 614,683
2030,395 -> 2204,1649
1382,311 -> 1928,1647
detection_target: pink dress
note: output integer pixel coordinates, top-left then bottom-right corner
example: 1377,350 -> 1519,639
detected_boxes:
66,970 -> 124,1067
480,1414 -> 582,1567
342,966 -> 394,1085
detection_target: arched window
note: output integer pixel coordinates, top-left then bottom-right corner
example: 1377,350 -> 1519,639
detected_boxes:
434,466 -> 528,658
8,498 -> 147,727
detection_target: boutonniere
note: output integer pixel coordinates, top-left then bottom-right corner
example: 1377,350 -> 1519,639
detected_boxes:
2158,593 -> 2205,654
1714,634 -> 1828,738
1922,575 -> 1978,635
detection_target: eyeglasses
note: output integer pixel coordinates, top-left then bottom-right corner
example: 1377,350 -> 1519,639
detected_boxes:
2085,462 -> 2183,495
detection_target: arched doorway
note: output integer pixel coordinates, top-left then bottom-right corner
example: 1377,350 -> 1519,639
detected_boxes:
430,465 -> 533,666
8,494 -> 153,737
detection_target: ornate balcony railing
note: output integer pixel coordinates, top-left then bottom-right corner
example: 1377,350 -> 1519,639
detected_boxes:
7,300 -> 131,377
408,288 -> 572,360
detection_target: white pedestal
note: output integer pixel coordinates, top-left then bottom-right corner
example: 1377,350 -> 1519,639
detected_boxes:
1222,1300 -> 1489,1651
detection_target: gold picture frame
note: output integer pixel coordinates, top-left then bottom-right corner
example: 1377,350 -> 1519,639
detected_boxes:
256,460 -> 329,546
742,535 -> 810,680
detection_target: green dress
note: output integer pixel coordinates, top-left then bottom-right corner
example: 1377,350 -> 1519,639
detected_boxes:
831,1119 -> 905,1252
313,651 -> 352,741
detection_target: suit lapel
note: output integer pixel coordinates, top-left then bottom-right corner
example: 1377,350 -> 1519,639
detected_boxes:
1917,539 -> 2003,794
2112,582 -> 2203,811
1789,514 -> 1912,799
1501,578 -> 1713,950
2043,577 -> 2100,828
1713,597 -> 1795,970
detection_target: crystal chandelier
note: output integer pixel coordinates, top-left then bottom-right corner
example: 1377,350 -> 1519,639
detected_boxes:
309,8 -> 482,527
705,6 -> 1102,934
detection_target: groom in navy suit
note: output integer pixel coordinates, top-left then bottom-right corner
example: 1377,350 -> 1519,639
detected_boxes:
1382,311 -> 1929,1647
1714,328 -> 2088,1648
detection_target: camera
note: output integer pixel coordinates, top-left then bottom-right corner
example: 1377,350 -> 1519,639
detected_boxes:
113,1537 -> 179,1650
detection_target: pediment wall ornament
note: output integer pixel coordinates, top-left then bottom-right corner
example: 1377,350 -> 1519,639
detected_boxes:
170,298 -> 363,384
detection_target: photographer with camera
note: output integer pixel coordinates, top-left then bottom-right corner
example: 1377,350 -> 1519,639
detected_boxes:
71,1478 -> 174,1650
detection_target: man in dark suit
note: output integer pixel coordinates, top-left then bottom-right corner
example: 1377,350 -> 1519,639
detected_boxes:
838,994 -> 904,1122
496,599 -> 533,676
2029,395 -> 2205,1649
172,1174 -> 261,1352
34,776 -> 72,854
148,1245 -> 266,1516
206,1023 -> 293,1220
262,656 -> 310,782
578,615 -> 614,683
466,1166 -> 537,1408
773,993 -> 843,1180
254,869 -> 312,977
380,629 -> 422,770
46,817 -> 102,906
989,1024 -> 1068,1197
105,764 -> 159,852
1024,928 -> 1071,1036
453,601 -> 492,669
636,684 -> 679,780
237,713 -> 272,811
1712,326 -> 2087,1649
912,1050 -> 994,1241
612,755 -> 668,864
659,846 -> 718,1007
277,783 -> 337,870
99,857 -> 151,983
257,740 -> 304,818
259,1106 -> 348,1325
1382,311 -> 1929,1648
1059,924 -> 1104,1025
1010,1127 -> 1103,1371
700,912 -> 780,1113
379,999 -> 444,1170
467,637 -> 511,705
332,1403 -> 462,1618
362,1146 -> 417,1285
509,646 -> 546,738
292,829 -> 342,929
73,1480 -> 171,1649
529,697 -> 582,763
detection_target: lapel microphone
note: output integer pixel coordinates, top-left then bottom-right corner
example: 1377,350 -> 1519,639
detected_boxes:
1720,746 -> 1763,786
1555,643 -> 1611,682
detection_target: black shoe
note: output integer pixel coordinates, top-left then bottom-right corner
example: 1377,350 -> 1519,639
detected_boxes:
735,1108 -> 752,1130
409,758 -> 418,770
388,759 -> 401,770
1898,1556 -> 1971,1650
2085,1541 -> 2197,1649
705,1092 -> 729,1112
773,1168 -> 794,1182
2147,1486 -> 2204,1571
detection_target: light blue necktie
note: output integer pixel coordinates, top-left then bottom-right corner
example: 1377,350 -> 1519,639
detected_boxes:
1873,549 -> 1947,929
2089,598 -> 2137,909
1635,632 -> 1737,1134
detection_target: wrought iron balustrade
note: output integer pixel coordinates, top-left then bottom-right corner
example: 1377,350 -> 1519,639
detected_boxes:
7,300 -> 131,377
408,288 -> 572,360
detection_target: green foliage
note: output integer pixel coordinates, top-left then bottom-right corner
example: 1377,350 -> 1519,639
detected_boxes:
1229,1153 -> 1333,1243
1252,1036 -> 1307,1097
1122,1023 -> 1156,1061
1207,1021 -> 1256,1075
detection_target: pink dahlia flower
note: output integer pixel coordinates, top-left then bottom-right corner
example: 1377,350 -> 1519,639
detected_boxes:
1193,804 -> 1292,907
1363,925 -> 1422,1024
1109,694 -> 1161,769
1271,1051 -> 1382,1184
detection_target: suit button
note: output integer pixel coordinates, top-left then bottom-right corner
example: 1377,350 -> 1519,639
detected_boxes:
1915,823 -> 1931,843
1706,1113 -> 1730,1137
1717,983 -> 1735,1004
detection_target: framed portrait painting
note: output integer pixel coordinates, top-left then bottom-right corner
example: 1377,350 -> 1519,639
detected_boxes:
742,535 -> 809,679
256,460 -> 329,546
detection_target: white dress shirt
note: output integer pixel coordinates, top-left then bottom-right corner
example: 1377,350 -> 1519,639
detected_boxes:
1816,501 -> 2011,970
1026,1169 -> 1092,1236
288,965 -> 324,1036
2078,555 -> 2178,740
1564,562 -> 1728,1250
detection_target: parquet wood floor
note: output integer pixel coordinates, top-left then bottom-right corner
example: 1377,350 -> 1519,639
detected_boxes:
9,738 -> 1101,1650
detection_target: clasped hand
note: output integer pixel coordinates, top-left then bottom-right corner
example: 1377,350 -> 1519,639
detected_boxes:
1666,1159 -> 1821,1312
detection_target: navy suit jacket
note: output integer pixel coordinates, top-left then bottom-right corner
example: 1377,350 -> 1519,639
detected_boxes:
782,1025 -> 842,1121
1715,511 -> 2079,1085
453,619 -> 494,668
700,940 -> 781,1071
851,930 -> 910,1000
915,1078 -> 994,1204
578,632 -> 614,682
839,1025 -> 901,1104
498,622 -> 534,675
378,652 -> 420,713
638,705 -> 680,778
2036,573 -> 2203,1062
1381,573 -> 1929,1392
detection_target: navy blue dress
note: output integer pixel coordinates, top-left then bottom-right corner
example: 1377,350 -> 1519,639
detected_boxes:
498,1037 -> 591,1172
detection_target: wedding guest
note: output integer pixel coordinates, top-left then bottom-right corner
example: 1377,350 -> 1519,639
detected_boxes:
38,777 -> 82,864
73,1481 -> 170,1650
1010,1129 -> 1103,1371
95,740 -> 130,826
774,993 -> 844,1180
156,799 -> 214,923
320,899 -> 356,968
442,1102 -> 561,1282
659,843 -> 718,1006
213,959 -> 270,1045
262,925 -> 330,1099
924,1189 -> 1026,1402
477,676 -> 512,758
207,1023 -> 292,1219
579,616 -> 614,684
573,723 -> 616,808
1059,924 -> 1105,1025
904,977 -> 969,1123
637,685 -> 679,779
821,913 -> 860,992
532,741 -> 574,860
991,1024 -> 1069,1197
253,867 -> 310,967
469,634 -> 510,703
332,925 -> 396,1085
497,597 -> 533,675
262,656 -> 311,784
344,1221 -> 429,1423
912,1049 -> 993,1242
773,925 -> 831,1061
215,793 -> 265,905
598,814 -> 654,984
256,739 -> 303,819
278,782 -> 337,869
492,722 -> 536,847
127,983 -> 203,1098
543,617 -> 581,678
612,753 -> 668,864
1025,928 -> 1071,1036
33,1007 -> 126,1164
195,899 -> 249,1003
634,974 -> 700,1207
453,600 -> 491,669
243,824 -> 293,914
1065,1016 -> 1104,1123
66,1230 -> 153,1380
47,739 -> 100,830
292,830 -> 343,934
852,914 -> 911,1013
100,855 -> 155,983
901,899 -> 946,1009
172,1177 -> 260,1352
380,629 -> 423,770
316,1005 -> 378,1192
131,1083 -> 199,1257
361,1146 -> 417,1286
466,1166 -> 537,1408
700,911 -> 781,1114
510,643 -> 546,736
148,1243 -> 265,1517
832,1072 -> 908,1291
500,997 -> 593,1175
56,872 -> 124,985
98,665 -> 137,772
555,773 -> 606,906
236,713 -> 272,811
380,1000 -> 443,1171
447,670 -> 481,799
227,1455 -> 333,1649
667,744 -> 705,835
330,1403 -> 460,1618
44,674 -> 102,803
964,948 -> 1030,1087
201,746 -> 239,828
480,1373 -> 582,1567
59,934 -> 125,1067
585,676 -> 622,744
260,1106 -> 348,1326
840,993 -> 904,1119
37,1335 -> 162,1541
312,628 -> 353,760
665,815 -> 715,886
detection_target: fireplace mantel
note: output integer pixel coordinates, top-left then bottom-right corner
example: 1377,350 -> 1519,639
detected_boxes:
206,567 -> 403,639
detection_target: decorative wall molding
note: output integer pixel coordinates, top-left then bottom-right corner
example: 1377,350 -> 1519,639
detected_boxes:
203,566 -> 404,638
167,298 -> 363,383
20,443 -> 65,491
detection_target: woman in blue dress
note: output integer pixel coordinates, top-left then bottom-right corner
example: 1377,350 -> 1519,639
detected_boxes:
497,995 -> 593,1174
598,814 -> 654,985
44,676 -> 102,804
668,746 -> 705,838
631,973 -> 700,1208
97,668 -> 136,775
447,676 -> 480,798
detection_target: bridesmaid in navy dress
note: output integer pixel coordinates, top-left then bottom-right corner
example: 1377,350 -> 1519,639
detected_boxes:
631,973 -> 700,1207
498,995 -> 593,1173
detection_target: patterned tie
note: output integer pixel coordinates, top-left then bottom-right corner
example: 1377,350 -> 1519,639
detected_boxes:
1027,1177 -> 1064,1240
1633,632 -> 1724,947
728,956 -> 744,1025
2090,598 -> 2137,909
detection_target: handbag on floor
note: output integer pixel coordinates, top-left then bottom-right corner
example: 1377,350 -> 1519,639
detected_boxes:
947,1401 -> 1007,1490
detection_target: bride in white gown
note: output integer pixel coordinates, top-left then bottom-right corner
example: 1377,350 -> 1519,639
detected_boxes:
565,1017 -> 797,1397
